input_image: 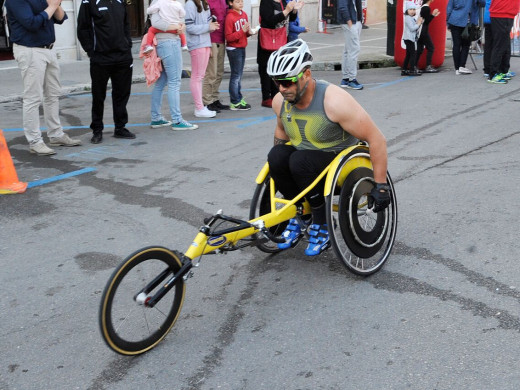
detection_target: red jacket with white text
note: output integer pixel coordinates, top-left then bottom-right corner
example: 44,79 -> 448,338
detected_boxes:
225,9 -> 251,48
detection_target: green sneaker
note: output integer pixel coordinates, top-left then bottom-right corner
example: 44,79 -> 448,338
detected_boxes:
171,120 -> 198,131
488,74 -> 507,84
230,99 -> 251,111
150,119 -> 172,128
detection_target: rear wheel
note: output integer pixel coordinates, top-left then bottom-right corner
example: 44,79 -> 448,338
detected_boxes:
326,163 -> 397,276
249,175 -> 288,253
99,247 -> 186,355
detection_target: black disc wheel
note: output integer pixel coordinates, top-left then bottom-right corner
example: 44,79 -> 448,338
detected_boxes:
249,175 -> 288,253
99,247 -> 186,355
326,161 -> 397,276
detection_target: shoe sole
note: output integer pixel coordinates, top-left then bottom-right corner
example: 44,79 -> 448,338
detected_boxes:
150,123 -> 172,128
230,107 -> 251,111
345,86 -> 363,90
30,149 -> 56,155
487,80 -> 507,84
194,114 -> 216,118
48,142 -> 81,146
113,135 -> 136,139
171,126 -> 198,131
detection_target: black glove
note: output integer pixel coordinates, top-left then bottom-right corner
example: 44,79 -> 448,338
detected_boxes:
368,183 -> 391,213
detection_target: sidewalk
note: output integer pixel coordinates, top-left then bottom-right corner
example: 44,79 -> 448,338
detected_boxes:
0,23 -> 393,103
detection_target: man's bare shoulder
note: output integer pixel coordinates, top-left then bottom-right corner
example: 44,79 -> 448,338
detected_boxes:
323,83 -> 360,122
272,92 -> 284,115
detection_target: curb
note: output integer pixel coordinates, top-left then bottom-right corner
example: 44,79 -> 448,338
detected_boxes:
0,58 -> 396,103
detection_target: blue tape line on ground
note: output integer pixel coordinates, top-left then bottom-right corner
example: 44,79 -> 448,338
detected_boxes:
27,167 -> 96,188
2,115 -> 276,132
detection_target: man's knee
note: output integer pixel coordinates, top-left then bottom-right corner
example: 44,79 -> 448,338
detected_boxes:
268,144 -> 293,170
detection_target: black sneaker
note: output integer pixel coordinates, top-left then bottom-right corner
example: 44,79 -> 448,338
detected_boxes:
215,100 -> 230,110
114,128 -> 136,139
206,102 -> 221,113
91,132 -> 103,144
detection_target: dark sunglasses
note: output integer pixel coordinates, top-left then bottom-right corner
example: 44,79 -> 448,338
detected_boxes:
272,71 -> 304,88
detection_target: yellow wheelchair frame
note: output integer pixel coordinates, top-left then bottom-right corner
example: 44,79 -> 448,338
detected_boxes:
98,143 -> 397,355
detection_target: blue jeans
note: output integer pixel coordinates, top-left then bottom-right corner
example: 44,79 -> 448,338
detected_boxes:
226,48 -> 245,104
151,39 -> 183,123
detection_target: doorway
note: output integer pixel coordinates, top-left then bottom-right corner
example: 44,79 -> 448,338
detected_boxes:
0,0 -> 13,60
126,0 -> 145,38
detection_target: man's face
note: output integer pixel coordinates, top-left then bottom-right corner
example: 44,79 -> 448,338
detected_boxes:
274,70 -> 307,102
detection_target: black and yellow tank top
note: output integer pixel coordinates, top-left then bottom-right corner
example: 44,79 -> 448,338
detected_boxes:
279,80 -> 358,153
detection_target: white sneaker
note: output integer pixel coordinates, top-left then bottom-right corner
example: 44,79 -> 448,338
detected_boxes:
194,106 -> 216,118
458,66 -> 472,74
455,70 -> 460,75
181,45 -> 188,51
48,133 -> 82,146
30,142 -> 56,155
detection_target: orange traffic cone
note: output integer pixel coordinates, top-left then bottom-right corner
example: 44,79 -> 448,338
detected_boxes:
0,129 -> 28,194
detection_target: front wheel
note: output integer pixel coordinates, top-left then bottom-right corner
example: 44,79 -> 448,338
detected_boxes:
99,246 -> 186,355
249,175 -> 288,253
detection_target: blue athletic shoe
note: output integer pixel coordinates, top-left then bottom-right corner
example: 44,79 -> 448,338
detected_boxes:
278,218 -> 306,250
340,78 -> 350,88
505,71 -> 516,78
304,224 -> 331,256
346,79 -> 364,90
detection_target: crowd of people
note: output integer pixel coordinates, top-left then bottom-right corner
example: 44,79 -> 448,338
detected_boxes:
4,0 -> 519,155
400,0 -> 518,81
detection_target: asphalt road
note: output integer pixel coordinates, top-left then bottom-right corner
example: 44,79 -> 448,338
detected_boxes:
1,64 -> 520,390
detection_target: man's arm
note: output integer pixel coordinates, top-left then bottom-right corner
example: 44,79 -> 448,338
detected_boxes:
77,0 -> 94,53
272,93 -> 290,145
324,84 -> 388,184
51,1 -> 66,23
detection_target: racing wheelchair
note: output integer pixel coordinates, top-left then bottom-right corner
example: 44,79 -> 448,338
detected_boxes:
98,142 -> 397,355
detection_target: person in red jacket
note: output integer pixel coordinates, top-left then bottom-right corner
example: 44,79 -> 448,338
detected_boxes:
225,0 -> 257,110
488,0 -> 520,84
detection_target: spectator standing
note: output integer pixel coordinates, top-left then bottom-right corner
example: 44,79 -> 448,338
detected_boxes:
487,0 -> 519,84
416,0 -> 440,73
225,0 -> 256,110
288,12 -> 309,42
483,0 -> 492,78
402,2 -> 423,76
77,0 -> 135,144
5,0 -> 81,155
446,0 -> 483,76
337,0 -> 364,90
257,0 -> 299,108
185,0 -> 220,118
148,7 -> 198,130
203,0 -> 230,113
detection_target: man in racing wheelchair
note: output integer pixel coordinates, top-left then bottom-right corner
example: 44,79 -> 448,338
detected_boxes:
267,39 -> 390,256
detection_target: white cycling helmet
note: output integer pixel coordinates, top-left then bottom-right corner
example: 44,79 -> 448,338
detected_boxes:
267,39 -> 313,78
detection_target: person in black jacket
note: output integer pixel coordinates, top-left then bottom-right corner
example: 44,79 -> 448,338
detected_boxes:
257,0 -> 299,108
416,0 -> 440,73
77,0 -> 135,144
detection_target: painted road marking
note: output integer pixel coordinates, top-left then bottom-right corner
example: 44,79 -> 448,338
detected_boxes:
27,167 -> 96,189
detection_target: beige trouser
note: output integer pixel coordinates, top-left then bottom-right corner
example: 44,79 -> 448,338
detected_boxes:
13,43 -> 64,145
202,42 -> 226,105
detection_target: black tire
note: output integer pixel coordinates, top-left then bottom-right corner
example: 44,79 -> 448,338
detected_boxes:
326,161 -> 397,276
99,246 -> 186,355
249,175 -> 288,253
